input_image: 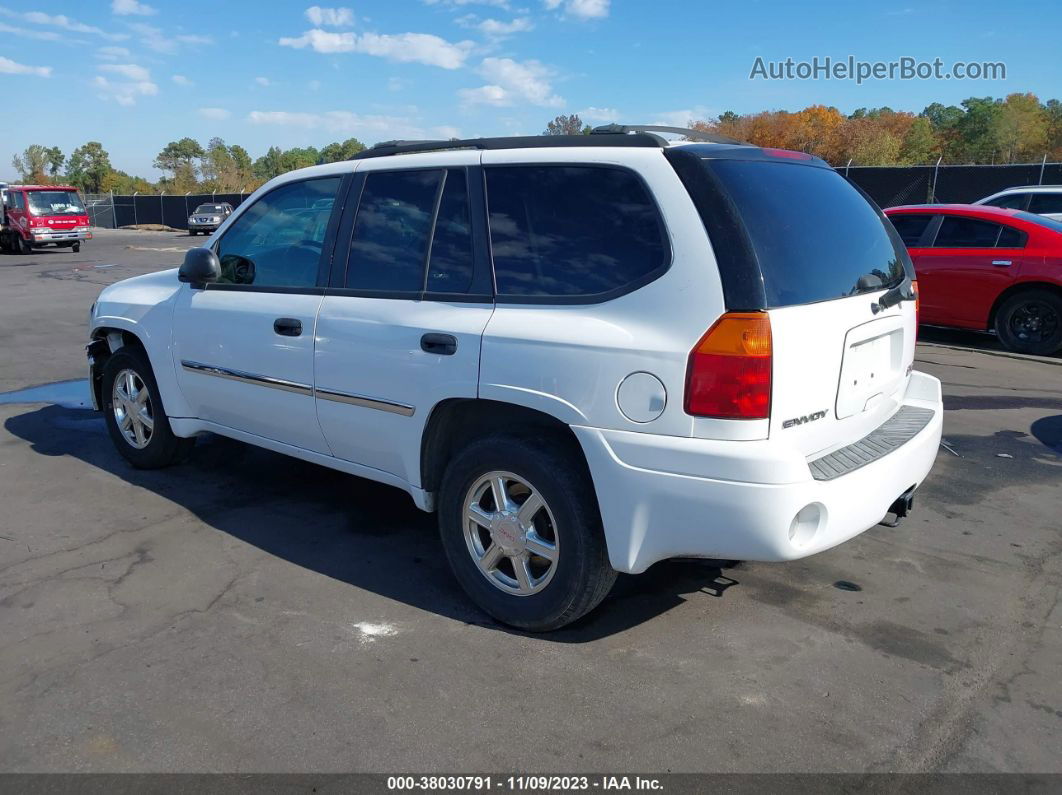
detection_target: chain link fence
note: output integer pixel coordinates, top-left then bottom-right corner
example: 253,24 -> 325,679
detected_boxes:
83,192 -> 250,230
80,161 -> 1062,230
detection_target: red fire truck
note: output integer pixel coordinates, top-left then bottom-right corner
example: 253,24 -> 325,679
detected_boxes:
1,184 -> 92,254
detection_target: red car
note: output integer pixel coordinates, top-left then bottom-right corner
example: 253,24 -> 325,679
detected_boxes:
884,204 -> 1062,355
0,184 -> 92,255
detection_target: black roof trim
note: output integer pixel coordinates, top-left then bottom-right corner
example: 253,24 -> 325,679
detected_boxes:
351,133 -> 665,160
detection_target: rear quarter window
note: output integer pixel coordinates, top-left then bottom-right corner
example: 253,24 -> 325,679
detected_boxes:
485,165 -> 670,301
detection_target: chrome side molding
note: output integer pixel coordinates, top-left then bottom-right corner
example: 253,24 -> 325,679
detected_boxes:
180,360 -> 415,416
180,360 -> 313,397
314,387 -> 415,416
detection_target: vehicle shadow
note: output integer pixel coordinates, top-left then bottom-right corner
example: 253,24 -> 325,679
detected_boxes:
918,325 -> 1062,360
3,403 -> 740,642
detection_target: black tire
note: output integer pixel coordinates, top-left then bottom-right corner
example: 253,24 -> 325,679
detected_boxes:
72,242 -> 80,253
16,235 -> 32,255
188,230 -> 197,236
438,434 -> 616,631
101,346 -> 195,469
994,289 -> 1062,356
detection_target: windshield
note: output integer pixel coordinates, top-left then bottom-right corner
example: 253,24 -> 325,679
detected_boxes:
1014,211 -> 1062,235
26,190 -> 85,217
194,204 -> 225,214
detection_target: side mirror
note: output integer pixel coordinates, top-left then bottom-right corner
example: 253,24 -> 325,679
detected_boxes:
178,247 -> 221,287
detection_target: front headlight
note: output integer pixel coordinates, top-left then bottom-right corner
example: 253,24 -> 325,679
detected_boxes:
210,217 -> 221,223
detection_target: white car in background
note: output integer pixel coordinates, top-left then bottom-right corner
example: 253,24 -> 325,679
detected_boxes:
975,185 -> 1062,221
86,126 -> 943,631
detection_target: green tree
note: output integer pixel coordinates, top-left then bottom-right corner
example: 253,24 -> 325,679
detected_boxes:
154,137 -> 205,191
228,144 -> 254,190
955,97 -> 1003,163
67,142 -> 113,193
12,145 -> 52,182
319,137 -> 366,163
44,146 -> 64,177
543,114 -> 584,135
899,117 -> 939,164
253,146 -> 286,181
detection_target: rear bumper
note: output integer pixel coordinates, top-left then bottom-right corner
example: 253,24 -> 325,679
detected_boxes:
573,370 -> 944,573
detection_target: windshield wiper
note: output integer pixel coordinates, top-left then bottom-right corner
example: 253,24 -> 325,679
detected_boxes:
875,280 -> 915,313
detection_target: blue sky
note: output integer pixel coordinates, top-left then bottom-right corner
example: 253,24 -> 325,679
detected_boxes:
2,0 -> 1061,180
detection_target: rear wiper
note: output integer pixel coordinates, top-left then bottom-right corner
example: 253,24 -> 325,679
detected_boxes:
874,281 -> 915,313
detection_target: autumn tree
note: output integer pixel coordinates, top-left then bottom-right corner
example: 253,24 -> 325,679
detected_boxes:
991,93 -> 1048,163
11,145 -> 51,182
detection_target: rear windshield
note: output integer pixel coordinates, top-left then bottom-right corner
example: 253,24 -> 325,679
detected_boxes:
26,190 -> 85,216
705,160 -> 905,307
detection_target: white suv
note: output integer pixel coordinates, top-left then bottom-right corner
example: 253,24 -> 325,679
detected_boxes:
87,127 -> 943,630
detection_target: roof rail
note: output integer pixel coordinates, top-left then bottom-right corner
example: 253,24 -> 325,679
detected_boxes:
351,133 -> 666,160
591,123 -> 749,146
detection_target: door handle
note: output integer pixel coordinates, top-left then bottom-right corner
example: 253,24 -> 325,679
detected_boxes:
273,317 -> 302,337
991,260 -> 1012,267
421,333 -> 457,355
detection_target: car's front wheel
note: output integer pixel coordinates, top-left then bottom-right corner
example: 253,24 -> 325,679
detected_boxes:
995,289 -> 1062,356
101,346 -> 194,468
438,434 -> 616,631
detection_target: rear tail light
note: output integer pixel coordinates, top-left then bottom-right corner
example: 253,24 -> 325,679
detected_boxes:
685,312 -> 772,419
911,279 -> 920,327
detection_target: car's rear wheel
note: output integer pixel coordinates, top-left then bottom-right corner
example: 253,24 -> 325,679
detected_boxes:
438,434 -> 616,631
72,242 -> 80,253
101,347 -> 194,468
16,235 -> 32,255
995,289 -> 1062,355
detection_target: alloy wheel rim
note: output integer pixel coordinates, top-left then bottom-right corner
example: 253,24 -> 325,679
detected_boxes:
462,471 -> 559,597
1010,301 -> 1059,343
112,368 -> 154,449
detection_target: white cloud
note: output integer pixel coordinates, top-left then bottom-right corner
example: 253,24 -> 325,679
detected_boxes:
100,62 -> 150,81
94,63 -> 157,105
0,21 -> 61,40
129,22 -> 211,53
545,0 -> 609,20
460,15 -> 533,36
0,55 -> 51,76
279,28 -> 472,69
578,106 -> 620,123
97,45 -> 131,60
112,0 -> 156,16
460,57 -> 562,107
651,107 -> 712,129
198,107 -> 231,120
172,74 -> 192,86
424,0 -> 511,7
248,109 -> 429,139
255,76 -> 270,86
305,5 -> 354,26
0,7 -> 129,40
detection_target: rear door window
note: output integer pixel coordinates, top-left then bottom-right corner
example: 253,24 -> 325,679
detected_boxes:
934,217 -> 1004,248
890,214 -> 934,246
485,165 -> 669,300
984,193 -> 1030,210
1029,193 -> 1062,214
425,169 -> 475,295
345,170 -> 441,293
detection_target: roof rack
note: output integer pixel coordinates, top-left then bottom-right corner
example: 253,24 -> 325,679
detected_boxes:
351,125 -> 748,160
589,124 -> 748,146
